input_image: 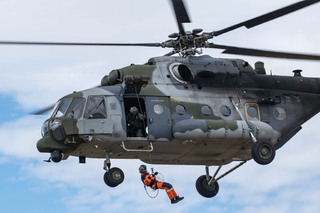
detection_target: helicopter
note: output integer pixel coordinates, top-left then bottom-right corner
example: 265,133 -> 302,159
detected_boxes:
1,0 -> 320,198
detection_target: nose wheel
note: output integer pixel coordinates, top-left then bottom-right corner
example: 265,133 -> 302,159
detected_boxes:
104,167 -> 125,187
103,150 -> 125,187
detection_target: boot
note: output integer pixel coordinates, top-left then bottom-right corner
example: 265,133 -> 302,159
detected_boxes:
171,196 -> 184,204
166,188 -> 177,200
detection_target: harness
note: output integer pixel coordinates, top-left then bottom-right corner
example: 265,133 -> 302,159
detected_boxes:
141,172 -> 159,199
141,172 -> 157,189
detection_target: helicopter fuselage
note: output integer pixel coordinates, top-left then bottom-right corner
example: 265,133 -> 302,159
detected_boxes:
37,55 -> 320,166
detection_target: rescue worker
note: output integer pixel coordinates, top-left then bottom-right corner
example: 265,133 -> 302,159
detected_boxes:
139,164 -> 184,204
127,106 -> 144,137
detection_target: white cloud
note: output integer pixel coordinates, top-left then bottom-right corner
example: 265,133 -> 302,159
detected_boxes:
0,116 -> 44,159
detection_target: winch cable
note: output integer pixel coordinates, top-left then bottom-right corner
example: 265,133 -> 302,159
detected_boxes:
134,85 -> 147,132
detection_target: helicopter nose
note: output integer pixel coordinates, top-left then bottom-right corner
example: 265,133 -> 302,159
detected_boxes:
36,134 -> 72,153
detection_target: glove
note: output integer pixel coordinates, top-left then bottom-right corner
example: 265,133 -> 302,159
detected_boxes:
138,114 -> 144,120
154,172 -> 158,176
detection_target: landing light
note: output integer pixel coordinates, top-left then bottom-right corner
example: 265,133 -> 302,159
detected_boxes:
50,119 -> 61,131
41,121 -> 49,137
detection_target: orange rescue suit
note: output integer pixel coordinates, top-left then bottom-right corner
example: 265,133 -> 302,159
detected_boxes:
141,172 -> 177,200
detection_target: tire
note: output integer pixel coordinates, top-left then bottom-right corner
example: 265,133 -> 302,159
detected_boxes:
251,140 -> 276,165
103,172 -> 118,187
195,175 -> 219,198
103,167 -> 125,187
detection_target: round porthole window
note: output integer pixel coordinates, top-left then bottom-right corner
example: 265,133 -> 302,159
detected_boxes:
175,104 -> 186,115
273,107 -> 286,120
220,106 -> 231,117
247,106 -> 258,118
153,104 -> 164,115
201,105 -> 212,116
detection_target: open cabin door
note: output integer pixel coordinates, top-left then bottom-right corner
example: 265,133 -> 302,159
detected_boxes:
123,97 -> 148,138
123,96 -> 172,141
144,96 -> 172,141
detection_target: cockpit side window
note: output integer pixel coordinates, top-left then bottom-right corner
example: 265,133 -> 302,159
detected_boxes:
84,96 -> 107,119
66,98 -> 86,119
52,98 -> 72,118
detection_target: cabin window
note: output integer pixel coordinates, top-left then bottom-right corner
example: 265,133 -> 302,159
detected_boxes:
247,106 -> 258,118
175,104 -> 186,115
154,104 -> 164,115
84,96 -> 107,119
273,107 -> 286,121
245,103 -> 261,121
220,105 -> 231,117
201,105 -> 212,116
66,98 -> 86,119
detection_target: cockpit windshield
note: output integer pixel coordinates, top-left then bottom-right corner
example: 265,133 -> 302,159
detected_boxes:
50,98 -> 72,118
66,98 -> 86,119
50,98 -> 86,119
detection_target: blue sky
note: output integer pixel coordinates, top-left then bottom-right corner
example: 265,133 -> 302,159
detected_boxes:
0,95 -> 26,124
1,0 -> 320,212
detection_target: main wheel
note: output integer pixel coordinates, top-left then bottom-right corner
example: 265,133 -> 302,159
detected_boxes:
103,167 -> 125,187
251,140 -> 276,165
196,175 -> 219,198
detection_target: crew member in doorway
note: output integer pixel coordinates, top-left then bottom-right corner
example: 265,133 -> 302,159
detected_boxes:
139,164 -> 184,204
127,106 -> 144,137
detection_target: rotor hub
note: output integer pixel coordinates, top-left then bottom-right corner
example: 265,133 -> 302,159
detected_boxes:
161,29 -> 213,57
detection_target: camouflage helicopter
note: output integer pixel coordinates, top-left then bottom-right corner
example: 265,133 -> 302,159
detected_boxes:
2,0 -> 320,198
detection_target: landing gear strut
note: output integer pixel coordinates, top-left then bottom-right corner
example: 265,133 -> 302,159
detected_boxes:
51,150 -> 62,163
196,161 -> 246,198
103,151 -> 125,187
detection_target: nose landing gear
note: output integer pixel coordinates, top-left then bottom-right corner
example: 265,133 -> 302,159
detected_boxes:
103,151 -> 125,187
44,150 -> 63,163
104,167 -> 125,187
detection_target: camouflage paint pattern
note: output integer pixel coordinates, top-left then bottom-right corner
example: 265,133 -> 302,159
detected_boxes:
36,55 -> 320,166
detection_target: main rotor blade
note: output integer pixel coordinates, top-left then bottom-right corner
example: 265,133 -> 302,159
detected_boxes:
31,104 -> 55,115
209,43 -> 320,60
171,0 -> 191,35
0,41 -> 161,47
213,0 -> 320,37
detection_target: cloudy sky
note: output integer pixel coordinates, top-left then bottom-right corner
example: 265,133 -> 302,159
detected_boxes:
0,0 -> 320,212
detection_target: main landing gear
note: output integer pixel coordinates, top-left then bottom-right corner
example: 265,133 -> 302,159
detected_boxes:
103,151 -> 125,187
196,161 -> 246,198
195,140 -> 275,198
251,140 -> 276,165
